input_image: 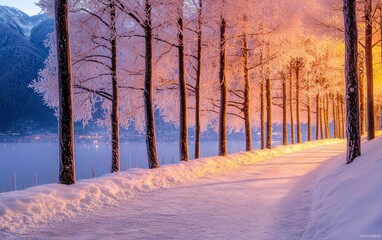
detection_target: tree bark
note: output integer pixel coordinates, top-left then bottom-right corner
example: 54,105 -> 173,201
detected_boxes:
320,97 -> 324,139
194,0 -> 202,159
177,4 -> 189,162
380,6 -> 382,69
375,105 -> 381,130
218,17 -> 227,156
295,61 -> 302,143
332,93 -> 339,138
307,79 -> 312,141
144,0 -> 159,168
358,51 -> 366,135
340,96 -> 346,139
323,96 -> 327,139
110,0 -> 120,172
337,101 -> 340,138
316,94 -> 320,140
336,94 -> 341,138
55,0 -> 75,184
260,54 -> 265,149
266,74 -> 272,149
242,33 -> 252,151
282,72 -> 288,145
289,64 -> 294,144
343,0 -> 361,163
324,94 -> 330,138
365,0 -> 375,140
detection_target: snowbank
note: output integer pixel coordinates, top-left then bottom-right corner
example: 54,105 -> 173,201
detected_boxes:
303,137 -> 382,240
0,139 -> 342,233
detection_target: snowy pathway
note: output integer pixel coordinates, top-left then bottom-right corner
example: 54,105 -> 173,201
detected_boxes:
18,143 -> 345,240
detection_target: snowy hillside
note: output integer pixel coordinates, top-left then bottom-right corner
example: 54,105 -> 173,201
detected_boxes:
303,136 -> 382,240
0,5 -> 46,37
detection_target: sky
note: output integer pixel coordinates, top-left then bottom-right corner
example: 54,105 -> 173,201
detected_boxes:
0,0 -> 42,16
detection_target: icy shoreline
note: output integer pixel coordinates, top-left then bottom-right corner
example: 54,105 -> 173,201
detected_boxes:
0,139 -> 343,233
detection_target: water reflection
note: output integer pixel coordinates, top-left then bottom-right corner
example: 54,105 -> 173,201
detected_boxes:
0,140 -> 263,192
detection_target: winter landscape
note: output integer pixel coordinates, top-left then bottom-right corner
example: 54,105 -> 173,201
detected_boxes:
0,0 -> 382,239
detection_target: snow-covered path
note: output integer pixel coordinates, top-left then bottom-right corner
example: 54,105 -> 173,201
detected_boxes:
16,142 -> 345,240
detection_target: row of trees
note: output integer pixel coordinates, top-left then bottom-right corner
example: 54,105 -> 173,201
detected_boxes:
310,0 -> 382,162
42,0 -> 380,184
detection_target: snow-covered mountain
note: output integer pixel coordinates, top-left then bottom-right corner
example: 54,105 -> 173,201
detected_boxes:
0,6 -> 56,132
0,5 -> 47,37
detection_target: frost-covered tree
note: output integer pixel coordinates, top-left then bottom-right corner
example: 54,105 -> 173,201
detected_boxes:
31,0 -> 365,172
33,0 -> 123,173
121,0 -> 160,168
194,0 -> 203,158
304,0 -> 382,140
177,0 -> 189,162
292,57 -> 304,144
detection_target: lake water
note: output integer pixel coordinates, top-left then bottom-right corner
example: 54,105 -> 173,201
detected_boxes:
0,140 -> 268,192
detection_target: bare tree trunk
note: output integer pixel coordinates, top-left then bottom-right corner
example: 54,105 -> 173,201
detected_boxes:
320,97 -> 324,139
379,106 -> 381,130
282,72 -> 288,145
295,65 -> 302,143
260,51 -> 265,149
340,96 -> 346,139
343,97 -> 346,138
326,95 -> 330,138
110,0 -> 120,172
307,80 -> 312,141
242,33 -> 252,151
316,94 -> 320,140
144,0 -> 159,168
218,17 -> 227,156
365,0 -> 375,140
323,96 -> 327,139
331,94 -> 337,138
55,0 -> 75,184
177,5 -> 189,162
343,0 -> 361,163
338,97 -> 342,138
266,75 -> 272,149
380,6 -> 382,69
378,105 -> 381,130
324,94 -> 330,138
289,64 -> 294,144
194,0 -> 202,159
358,51 -> 366,135
336,95 -> 341,138
336,94 -> 341,138
375,105 -> 380,130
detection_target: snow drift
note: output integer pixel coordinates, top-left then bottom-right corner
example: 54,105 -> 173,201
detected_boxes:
303,137 -> 382,240
0,139 -> 342,233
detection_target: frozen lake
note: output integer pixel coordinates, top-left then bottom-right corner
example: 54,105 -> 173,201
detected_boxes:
0,140 -> 265,192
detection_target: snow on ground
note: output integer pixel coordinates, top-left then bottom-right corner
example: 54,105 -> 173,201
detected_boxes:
303,136 -> 382,240
0,139 -> 342,237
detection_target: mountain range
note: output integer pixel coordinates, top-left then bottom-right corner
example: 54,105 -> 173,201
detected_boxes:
0,5 -> 55,132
